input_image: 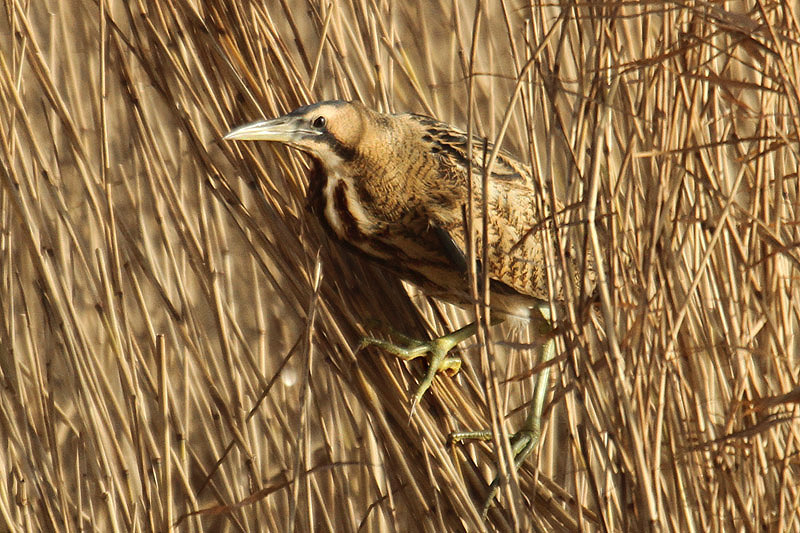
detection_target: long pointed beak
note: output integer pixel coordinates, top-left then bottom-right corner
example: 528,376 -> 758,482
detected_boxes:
224,117 -> 309,142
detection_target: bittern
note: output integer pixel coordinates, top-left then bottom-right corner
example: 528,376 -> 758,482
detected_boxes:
225,100 -> 584,514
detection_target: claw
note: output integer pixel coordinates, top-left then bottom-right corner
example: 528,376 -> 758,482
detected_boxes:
409,395 -> 420,420
478,336 -> 555,517
448,429 -> 491,446
360,317 -> 557,518
359,321 -> 482,409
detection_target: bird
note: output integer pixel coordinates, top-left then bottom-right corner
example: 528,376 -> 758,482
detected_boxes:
224,100 -> 588,514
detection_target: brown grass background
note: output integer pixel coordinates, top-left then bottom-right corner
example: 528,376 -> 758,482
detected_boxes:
1,1 -> 799,531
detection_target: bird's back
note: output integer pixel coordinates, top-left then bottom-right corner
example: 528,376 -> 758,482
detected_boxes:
311,106 -> 584,319
227,100 -> 587,318
397,113 -> 563,316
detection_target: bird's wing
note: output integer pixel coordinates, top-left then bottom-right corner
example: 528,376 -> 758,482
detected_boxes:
404,113 -> 534,186
430,221 -> 470,275
403,113 -> 558,302
427,202 -> 551,302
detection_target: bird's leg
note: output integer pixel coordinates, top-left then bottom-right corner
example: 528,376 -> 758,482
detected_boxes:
450,312 -> 556,517
358,318 -> 502,412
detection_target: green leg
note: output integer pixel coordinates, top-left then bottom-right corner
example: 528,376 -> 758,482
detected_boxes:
359,321 -> 481,412
361,312 -> 555,516
450,315 -> 555,517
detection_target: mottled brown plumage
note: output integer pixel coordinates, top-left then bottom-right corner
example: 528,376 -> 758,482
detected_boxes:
225,100 -> 582,515
226,100 -> 579,319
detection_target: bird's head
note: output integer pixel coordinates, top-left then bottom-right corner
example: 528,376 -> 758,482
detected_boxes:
225,100 -> 374,171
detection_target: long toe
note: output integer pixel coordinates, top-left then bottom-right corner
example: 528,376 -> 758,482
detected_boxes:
359,327 -> 471,407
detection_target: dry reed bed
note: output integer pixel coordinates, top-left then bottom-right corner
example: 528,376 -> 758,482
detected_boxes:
0,1 -> 798,531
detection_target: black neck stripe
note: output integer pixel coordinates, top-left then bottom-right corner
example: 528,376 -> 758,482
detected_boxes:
321,134 -> 357,162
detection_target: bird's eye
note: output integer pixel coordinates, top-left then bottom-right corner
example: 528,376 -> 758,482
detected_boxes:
312,116 -> 327,129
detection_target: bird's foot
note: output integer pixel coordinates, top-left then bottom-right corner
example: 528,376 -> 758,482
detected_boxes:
450,422 -> 542,518
449,334 -> 555,518
358,322 -> 479,413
